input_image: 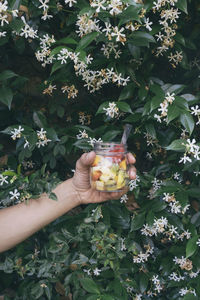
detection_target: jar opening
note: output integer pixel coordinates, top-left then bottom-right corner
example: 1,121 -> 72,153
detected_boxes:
94,142 -> 127,154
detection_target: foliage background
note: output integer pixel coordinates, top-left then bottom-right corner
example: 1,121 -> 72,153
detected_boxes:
0,0 -> 200,299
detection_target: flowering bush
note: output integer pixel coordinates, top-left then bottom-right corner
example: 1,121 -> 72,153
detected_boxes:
0,0 -> 200,299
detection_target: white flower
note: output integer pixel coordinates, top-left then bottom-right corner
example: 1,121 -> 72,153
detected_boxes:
179,154 -> 192,164
10,126 -> 24,140
39,0 -> 49,11
0,174 -> 8,185
196,238 -> 200,246
165,92 -> 175,104
9,189 -> 20,200
65,0 -> 77,7
191,105 -> 200,116
120,194 -> 128,203
0,31 -> 6,37
88,137 -> 103,147
103,102 -> 119,118
93,267 -> 101,276
144,17 -> 153,31
76,129 -> 89,139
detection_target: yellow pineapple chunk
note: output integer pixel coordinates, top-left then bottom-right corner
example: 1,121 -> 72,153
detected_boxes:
119,159 -> 127,170
92,155 -> 101,167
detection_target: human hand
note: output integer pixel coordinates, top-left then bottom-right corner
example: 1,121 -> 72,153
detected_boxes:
72,151 -> 136,205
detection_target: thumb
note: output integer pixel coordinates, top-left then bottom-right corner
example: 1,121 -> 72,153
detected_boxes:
76,151 -> 96,171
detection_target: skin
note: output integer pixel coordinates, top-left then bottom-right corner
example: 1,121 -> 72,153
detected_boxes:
0,151 -> 136,253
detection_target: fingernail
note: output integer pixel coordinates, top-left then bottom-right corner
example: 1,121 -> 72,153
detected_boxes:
130,170 -> 136,178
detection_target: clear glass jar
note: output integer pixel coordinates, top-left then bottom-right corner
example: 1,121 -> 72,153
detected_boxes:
90,142 -> 129,192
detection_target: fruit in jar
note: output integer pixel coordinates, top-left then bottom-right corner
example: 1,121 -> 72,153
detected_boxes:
92,170 -> 102,181
95,181 -> 105,190
92,155 -> 101,166
119,159 -> 126,170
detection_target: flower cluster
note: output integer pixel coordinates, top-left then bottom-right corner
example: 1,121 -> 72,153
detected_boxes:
10,126 -> 24,140
154,92 -> 175,123
133,244 -> 154,264
153,0 -> 182,65
179,138 -> 200,164
173,256 -> 193,271
103,102 -> 119,118
78,112 -> 91,125
151,275 -> 163,294
35,34 -> 56,67
141,216 -> 191,241
36,128 -> 51,148
163,193 -> 190,214
61,84 -> 78,99
129,175 -> 140,191
190,104 -> 200,125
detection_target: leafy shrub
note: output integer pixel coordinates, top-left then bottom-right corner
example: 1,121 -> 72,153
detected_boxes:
0,0 -> 200,299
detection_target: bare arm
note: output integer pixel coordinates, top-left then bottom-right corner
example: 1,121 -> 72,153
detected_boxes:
0,178 -> 79,253
0,151 -> 136,253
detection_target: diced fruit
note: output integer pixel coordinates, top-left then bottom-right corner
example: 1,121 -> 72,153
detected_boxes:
117,170 -> 125,187
105,179 -> 116,186
96,181 -> 105,191
110,164 -> 119,174
106,185 -> 118,191
119,159 -> 126,170
100,174 -> 111,182
92,170 -> 102,181
117,180 -> 126,189
92,155 -> 101,166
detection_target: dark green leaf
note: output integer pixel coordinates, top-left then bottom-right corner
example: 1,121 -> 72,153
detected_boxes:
80,278 -> 100,294
33,111 -> 48,128
102,130 -> 121,142
76,32 -> 99,51
0,86 -> 13,109
0,70 -> 17,81
131,212 -> 145,231
180,112 -> 195,135
176,0 -> 187,14
118,83 -> 135,101
165,139 -> 186,151
186,236 -> 198,258
117,101 -> 133,113
139,273 -> 149,293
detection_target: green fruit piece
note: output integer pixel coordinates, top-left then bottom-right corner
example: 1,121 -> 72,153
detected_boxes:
105,179 -> 116,186
106,185 -> 118,191
110,164 -> 119,174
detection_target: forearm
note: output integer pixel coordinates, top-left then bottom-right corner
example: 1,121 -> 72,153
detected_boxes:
0,178 -> 79,253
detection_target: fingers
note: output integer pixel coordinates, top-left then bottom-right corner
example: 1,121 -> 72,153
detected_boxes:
127,152 -> 136,164
76,151 -> 96,171
129,166 -> 137,179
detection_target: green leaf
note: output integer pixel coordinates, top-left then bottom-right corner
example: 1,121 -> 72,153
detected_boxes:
176,0 -> 187,14
118,83 -> 135,101
117,101 -> 133,113
56,37 -> 78,45
119,5 -> 142,25
131,212 -> 145,231
186,236 -> 198,258
76,32 -> 99,51
150,96 -> 163,112
167,105 -> 181,123
33,111 -> 48,128
101,295 -> 115,300
31,284 -> 44,299
80,278 -> 100,294
102,130 -> 121,142
139,273 -> 149,293
96,101 -> 109,115
0,70 -> 18,81
183,295 -> 197,300
73,139 -> 91,150
129,31 -> 156,47
49,192 -> 58,201
165,139 -> 186,152
145,123 -> 156,138
0,86 -> 13,109
47,128 -> 60,142
180,112 -> 195,135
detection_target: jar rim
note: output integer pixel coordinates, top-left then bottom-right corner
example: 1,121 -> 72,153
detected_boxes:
94,142 -> 127,154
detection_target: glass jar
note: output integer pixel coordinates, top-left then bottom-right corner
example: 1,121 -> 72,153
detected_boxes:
90,142 -> 129,192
